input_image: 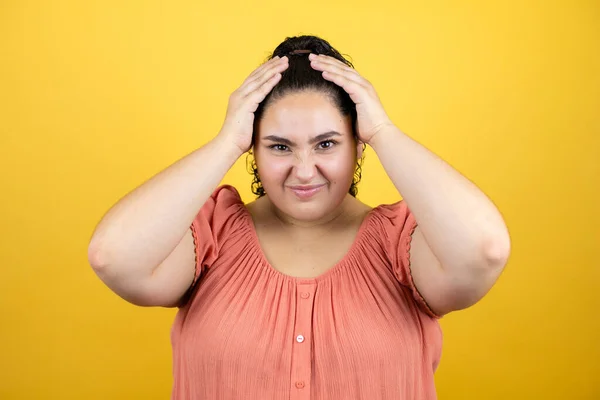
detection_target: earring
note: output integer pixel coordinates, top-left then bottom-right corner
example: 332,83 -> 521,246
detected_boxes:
246,151 -> 258,175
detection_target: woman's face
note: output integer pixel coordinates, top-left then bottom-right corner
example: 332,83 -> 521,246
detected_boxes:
254,90 -> 363,222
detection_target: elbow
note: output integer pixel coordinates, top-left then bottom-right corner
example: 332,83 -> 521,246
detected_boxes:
481,230 -> 511,271
87,234 -> 113,272
435,231 -> 511,314
87,240 -> 158,307
87,236 -> 127,285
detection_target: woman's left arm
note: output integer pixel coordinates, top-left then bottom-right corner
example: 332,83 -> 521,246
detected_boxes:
370,126 -> 511,316
309,53 -> 511,316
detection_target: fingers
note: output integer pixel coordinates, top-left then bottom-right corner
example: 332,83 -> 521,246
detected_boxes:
309,53 -> 355,74
245,72 -> 283,112
240,57 -> 288,97
309,54 -> 366,87
321,70 -> 365,101
246,56 -> 285,82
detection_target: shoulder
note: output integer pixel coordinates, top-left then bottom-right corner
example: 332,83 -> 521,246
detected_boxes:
374,198 -> 410,215
209,184 -> 244,204
200,185 -> 245,215
363,199 -> 417,268
193,184 -> 247,234
368,199 -> 413,230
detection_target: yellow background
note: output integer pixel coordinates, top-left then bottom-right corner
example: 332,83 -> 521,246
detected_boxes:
1,0 -> 598,398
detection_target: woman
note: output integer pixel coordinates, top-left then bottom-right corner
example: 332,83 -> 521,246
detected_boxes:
88,35 -> 511,399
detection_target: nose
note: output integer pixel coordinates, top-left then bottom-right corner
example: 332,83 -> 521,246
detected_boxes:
293,154 -> 318,182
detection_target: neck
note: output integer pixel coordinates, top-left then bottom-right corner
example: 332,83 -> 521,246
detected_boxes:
267,195 -> 355,231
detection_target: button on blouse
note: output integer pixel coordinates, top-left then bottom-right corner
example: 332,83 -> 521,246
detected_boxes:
171,185 -> 443,399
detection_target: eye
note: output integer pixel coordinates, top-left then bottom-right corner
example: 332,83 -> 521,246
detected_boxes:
269,144 -> 289,152
318,140 -> 337,150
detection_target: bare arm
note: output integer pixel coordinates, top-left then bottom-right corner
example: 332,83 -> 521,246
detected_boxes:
87,136 -> 241,307
370,126 -> 511,316
88,55 -> 290,307
307,53 -> 510,316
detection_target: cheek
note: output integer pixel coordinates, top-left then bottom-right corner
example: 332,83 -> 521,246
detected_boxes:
257,157 -> 291,183
317,153 -> 357,186
320,158 -> 350,175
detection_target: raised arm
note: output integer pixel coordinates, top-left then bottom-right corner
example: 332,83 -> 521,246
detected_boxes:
87,55 -> 289,307
87,137 -> 240,307
370,126 -> 511,316
308,53 -> 510,317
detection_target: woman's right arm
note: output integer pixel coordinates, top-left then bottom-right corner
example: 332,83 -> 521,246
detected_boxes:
87,55 -> 289,307
87,136 -> 241,307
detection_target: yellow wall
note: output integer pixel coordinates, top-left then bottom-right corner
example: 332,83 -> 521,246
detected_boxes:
1,0 -> 598,398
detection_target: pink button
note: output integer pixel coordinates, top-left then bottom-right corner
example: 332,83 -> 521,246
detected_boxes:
295,381 -> 305,389
300,292 -> 310,299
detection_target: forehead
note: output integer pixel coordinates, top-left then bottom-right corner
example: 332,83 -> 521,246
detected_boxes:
259,91 -> 352,138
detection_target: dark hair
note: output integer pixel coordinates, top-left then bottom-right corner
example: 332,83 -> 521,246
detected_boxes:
248,35 -> 366,198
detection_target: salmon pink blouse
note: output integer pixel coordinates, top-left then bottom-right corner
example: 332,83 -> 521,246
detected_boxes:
170,185 -> 442,399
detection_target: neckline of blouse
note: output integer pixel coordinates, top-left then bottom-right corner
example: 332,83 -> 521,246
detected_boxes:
238,203 -> 383,284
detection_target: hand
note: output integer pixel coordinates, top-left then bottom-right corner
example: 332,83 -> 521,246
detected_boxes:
309,53 -> 394,145
218,56 -> 289,154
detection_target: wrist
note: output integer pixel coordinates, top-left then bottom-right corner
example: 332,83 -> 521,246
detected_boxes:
368,124 -> 403,151
211,133 -> 244,164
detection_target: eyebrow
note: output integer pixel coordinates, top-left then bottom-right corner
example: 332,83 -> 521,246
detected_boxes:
262,131 -> 342,146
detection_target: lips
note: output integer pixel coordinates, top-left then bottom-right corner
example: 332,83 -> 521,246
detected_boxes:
288,184 -> 326,200
288,184 -> 326,190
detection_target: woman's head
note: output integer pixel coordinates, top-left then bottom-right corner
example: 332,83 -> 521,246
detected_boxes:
249,35 -> 365,221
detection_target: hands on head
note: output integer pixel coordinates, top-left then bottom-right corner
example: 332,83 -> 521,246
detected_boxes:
217,45 -> 393,157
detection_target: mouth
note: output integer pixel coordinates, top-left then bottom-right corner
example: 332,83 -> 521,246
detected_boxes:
288,184 -> 326,200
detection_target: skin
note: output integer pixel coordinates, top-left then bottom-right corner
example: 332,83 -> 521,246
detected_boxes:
251,90 -> 365,227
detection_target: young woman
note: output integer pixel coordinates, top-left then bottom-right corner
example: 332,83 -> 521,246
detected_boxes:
88,35 -> 511,399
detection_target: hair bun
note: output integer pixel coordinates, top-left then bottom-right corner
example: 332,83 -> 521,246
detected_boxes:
273,35 -> 332,57
271,35 -> 353,67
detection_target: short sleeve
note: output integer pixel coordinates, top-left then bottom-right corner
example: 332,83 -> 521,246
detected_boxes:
189,184 -> 243,286
381,200 -> 441,319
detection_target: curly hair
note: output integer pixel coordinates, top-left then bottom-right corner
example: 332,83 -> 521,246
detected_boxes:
250,34 -> 365,198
